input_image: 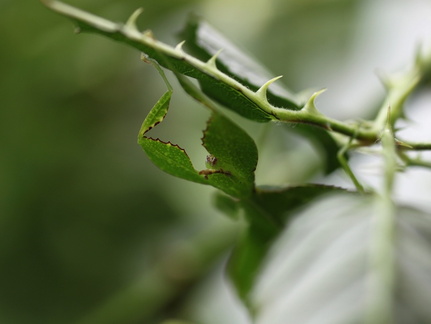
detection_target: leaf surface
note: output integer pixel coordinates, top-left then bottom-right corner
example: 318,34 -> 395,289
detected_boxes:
200,113 -> 258,198
250,193 -> 431,324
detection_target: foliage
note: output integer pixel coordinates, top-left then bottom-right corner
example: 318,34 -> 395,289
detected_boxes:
39,1 -> 431,323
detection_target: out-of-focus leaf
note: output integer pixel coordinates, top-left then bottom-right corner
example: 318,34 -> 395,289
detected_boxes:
228,185 -> 348,305
178,15 -> 301,109
250,193 -> 431,324
213,192 -> 240,220
251,184 -> 347,223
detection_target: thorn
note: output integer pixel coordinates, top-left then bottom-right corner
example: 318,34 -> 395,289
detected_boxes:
206,49 -> 223,69
126,7 -> 144,31
256,76 -> 283,101
175,40 -> 186,52
395,139 -> 413,149
303,88 -> 326,114
142,29 -> 155,40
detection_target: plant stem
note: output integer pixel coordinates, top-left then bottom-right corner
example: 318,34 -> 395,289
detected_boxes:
399,141 -> 431,151
365,126 -> 397,324
272,108 -> 379,144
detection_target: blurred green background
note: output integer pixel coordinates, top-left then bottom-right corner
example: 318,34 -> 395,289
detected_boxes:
1,0 -> 430,323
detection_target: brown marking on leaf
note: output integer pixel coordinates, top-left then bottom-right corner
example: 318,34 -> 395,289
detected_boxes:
144,137 -> 192,158
199,168 -> 232,179
200,114 -> 215,148
142,120 -> 162,136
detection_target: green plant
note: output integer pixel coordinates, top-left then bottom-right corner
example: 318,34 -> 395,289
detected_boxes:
41,1 -> 431,323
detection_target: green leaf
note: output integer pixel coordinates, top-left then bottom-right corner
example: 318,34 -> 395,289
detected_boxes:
228,185 -> 348,305
249,193 -> 431,324
201,113 -> 258,198
138,91 -> 206,184
138,91 -> 172,136
212,192 -> 241,220
140,139 -> 206,184
179,15 -> 301,110
251,184 -> 348,223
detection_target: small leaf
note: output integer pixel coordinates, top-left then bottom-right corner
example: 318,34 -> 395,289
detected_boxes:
201,113 -> 258,198
138,91 -> 172,136
138,91 -> 206,184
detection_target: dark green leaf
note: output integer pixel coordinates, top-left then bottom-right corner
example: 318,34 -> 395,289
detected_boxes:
252,184 -> 347,223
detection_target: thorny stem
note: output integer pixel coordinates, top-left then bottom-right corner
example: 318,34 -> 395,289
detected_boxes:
40,0 -> 431,151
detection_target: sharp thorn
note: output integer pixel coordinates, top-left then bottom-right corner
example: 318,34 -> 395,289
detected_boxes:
206,49 -> 223,69
256,76 -> 283,101
175,40 -> 186,52
126,7 -> 144,31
